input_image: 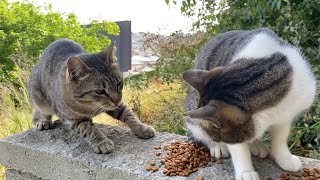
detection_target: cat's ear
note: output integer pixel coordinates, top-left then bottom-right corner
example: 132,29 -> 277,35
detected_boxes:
183,67 -> 222,93
183,69 -> 208,93
100,42 -> 116,64
67,56 -> 91,81
185,105 -> 221,128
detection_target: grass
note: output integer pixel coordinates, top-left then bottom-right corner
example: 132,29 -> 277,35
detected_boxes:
92,79 -> 187,133
123,80 -> 187,135
0,69 -> 33,180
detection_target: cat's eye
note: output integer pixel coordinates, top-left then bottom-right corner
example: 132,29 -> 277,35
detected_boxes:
95,89 -> 107,96
117,81 -> 123,90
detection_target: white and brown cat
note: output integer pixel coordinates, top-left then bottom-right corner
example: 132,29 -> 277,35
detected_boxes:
183,28 -> 316,180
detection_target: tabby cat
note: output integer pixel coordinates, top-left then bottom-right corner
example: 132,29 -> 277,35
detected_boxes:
28,39 -> 155,154
183,28 -> 316,180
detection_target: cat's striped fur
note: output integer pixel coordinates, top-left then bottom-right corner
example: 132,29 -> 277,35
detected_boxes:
28,39 -> 155,154
183,28 -> 316,180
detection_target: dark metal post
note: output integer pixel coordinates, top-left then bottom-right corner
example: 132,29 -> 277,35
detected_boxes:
104,21 -> 132,72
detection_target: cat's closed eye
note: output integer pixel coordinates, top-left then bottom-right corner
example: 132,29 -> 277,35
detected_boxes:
95,90 -> 108,96
117,81 -> 123,91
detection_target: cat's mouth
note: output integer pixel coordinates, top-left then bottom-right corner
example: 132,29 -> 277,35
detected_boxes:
102,104 -> 118,111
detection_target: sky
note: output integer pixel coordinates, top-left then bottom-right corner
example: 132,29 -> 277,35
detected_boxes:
26,0 -> 194,35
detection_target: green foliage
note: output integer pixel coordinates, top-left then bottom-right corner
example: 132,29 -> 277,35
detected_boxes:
143,31 -> 206,83
168,0 -> 320,65
0,55 -> 33,137
163,0 -> 320,158
0,0 -> 119,82
152,93 -> 187,135
290,99 -> 320,159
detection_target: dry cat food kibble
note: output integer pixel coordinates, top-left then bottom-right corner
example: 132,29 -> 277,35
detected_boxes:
161,140 -> 212,176
267,167 -> 320,180
146,162 -> 159,172
146,165 -> 152,171
156,140 -> 214,177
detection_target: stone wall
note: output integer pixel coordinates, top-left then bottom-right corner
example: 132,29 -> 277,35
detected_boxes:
0,121 -> 319,180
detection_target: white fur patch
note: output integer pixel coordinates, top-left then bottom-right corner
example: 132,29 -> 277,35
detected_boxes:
187,122 -> 229,159
228,143 -> 259,180
231,33 -> 281,62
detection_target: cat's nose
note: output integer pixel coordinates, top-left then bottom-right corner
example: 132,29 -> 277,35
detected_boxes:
111,96 -> 122,106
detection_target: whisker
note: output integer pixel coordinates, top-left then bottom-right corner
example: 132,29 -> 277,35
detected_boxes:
89,106 -> 103,119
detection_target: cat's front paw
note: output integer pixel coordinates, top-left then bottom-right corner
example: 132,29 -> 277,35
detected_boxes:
236,170 -> 260,180
209,142 -> 229,159
274,154 -> 302,172
35,121 -> 53,131
133,124 -> 155,139
92,138 -> 115,154
249,139 -> 269,158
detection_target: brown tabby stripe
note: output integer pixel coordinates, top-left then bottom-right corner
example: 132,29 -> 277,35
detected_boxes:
76,121 -> 104,145
194,28 -> 286,71
202,53 -> 292,112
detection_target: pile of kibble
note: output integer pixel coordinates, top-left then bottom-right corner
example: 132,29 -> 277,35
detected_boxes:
145,140 -> 320,180
266,167 -> 320,180
146,140 -> 221,179
161,140 -> 212,176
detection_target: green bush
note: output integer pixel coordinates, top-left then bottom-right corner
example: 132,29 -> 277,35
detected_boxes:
0,0 -> 119,82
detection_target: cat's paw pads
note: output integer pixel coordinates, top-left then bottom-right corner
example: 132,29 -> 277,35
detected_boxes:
275,155 -> 302,172
236,170 -> 260,180
35,121 -> 53,131
249,140 -> 269,158
134,125 -> 155,139
92,138 -> 114,154
209,142 -> 229,159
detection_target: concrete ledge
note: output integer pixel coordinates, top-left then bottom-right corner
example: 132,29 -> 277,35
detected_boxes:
6,169 -> 42,180
0,121 -> 319,180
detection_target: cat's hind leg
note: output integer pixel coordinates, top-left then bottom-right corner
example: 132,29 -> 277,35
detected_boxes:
29,83 -> 54,130
249,139 -> 269,158
270,121 -> 302,171
32,111 -> 53,131
106,103 -> 155,139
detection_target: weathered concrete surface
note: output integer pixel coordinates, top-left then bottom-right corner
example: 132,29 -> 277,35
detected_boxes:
0,121 -> 319,180
6,169 -> 42,180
